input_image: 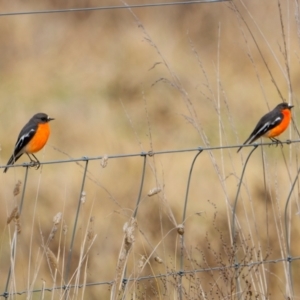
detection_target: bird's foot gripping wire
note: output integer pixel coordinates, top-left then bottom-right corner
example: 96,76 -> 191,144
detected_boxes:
270,137 -> 283,148
27,154 -> 40,170
29,161 -> 40,170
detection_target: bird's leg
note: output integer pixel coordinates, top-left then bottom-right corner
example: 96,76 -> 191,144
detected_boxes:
31,154 -> 41,169
26,153 -> 40,169
270,137 -> 283,148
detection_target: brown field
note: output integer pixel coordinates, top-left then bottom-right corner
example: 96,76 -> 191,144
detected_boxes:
0,0 -> 300,299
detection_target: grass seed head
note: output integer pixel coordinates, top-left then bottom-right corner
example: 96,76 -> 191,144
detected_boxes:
13,180 -> 22,196
137,255 -> 146,272
45,247 -> 58,270
87,216 -> 95,242
7,207 -> 19,224
123,218 -> 137,250
53,212 -> 62,225
49,226 -> 58,241
16,219 -> 21,234
147,187 -> 162,197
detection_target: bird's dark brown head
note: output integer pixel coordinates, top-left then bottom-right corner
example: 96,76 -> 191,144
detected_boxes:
32,113 -> 55,123
276,103 -> 294,111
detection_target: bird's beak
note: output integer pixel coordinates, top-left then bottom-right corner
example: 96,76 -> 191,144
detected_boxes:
48,117 -> 55,121
288,105 -> 294,109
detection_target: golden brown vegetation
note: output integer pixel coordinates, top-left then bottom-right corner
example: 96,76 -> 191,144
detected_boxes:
0,0 -> 300,299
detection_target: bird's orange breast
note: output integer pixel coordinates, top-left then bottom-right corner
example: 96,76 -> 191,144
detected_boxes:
265,109 -> 292,138
24,123 -> 51,153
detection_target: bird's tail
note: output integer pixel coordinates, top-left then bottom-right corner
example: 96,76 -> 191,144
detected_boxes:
237,144 -> 246,153
237,135 -> 258,153
3,154 -> 22,173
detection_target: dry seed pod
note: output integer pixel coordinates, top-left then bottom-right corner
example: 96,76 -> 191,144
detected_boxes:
53,212 -> 62,225
13,180 -> 22,196
16,219 -> 21,234
81,191 -> 86,203
87,216 -> 95,242
123,218 -> 137,249
101,155 -> 108,168
45,247 -> 58,270
49,226 -> 58,240
7,207 -> 18,224
148,187 -> 161,197
137,255 -> 146,271
177,224 -> 184,235
154,256 -> 163,264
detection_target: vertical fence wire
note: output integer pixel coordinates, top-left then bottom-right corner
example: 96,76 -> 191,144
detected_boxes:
132,153 -> 147,219
64,159 -> 89,294
179,148 -> 203,300
232,145 -> 258,299
120,153 -> 147,293
283,165 -> 300,297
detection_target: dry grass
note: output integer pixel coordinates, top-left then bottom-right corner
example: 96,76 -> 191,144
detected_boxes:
0,0 -> 299,299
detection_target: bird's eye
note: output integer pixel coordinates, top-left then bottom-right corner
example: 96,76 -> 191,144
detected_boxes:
41,117 -> 47,122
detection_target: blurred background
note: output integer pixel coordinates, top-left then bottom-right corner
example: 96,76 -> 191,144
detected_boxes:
0,0 -> 299,299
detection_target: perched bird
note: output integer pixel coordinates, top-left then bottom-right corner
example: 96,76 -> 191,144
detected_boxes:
4,113 -> 54,173
237,103 -> 293,153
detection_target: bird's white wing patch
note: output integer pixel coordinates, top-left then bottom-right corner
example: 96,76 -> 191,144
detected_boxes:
15,129 -> 36,152
270,116 -> 282,126
256,122 -> 271,136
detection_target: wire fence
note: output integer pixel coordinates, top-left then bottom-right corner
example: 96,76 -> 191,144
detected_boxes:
0,0 -> 297,298
3,256 -> 300,297
1,139 -> 300,299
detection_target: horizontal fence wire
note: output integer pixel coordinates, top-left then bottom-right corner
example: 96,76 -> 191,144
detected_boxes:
1,139 -> 299,171
2,138 -> 300,298
2,256 -> 300,297
0,0 -> 230,17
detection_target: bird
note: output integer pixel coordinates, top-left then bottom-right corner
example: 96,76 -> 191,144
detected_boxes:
237,103 -> 293,153
4,113 -> 54,173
